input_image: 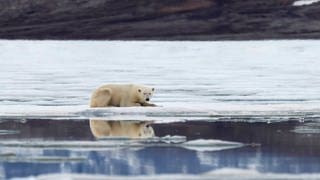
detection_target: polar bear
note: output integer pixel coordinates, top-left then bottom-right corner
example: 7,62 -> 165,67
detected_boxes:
90,84 -> 156,107
89,120 -> 155,138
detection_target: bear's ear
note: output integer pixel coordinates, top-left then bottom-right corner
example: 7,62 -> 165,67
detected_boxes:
138,89 -> 141,93
152,88 -> 154,91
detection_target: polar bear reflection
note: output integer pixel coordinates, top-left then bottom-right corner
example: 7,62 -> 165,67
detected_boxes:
90,120 -> 155,139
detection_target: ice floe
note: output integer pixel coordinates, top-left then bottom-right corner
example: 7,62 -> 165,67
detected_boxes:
293,0 -> 320,6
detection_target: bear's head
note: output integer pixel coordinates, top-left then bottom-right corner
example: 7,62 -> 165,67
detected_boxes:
137,87 -> 154,103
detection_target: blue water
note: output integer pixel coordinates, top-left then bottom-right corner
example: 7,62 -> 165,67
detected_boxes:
0,120 -> 319,179
4,147 -> 320,178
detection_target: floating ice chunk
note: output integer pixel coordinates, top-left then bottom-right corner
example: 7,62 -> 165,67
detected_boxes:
0,130 -> 19,135
293,0 -> 320,6
0,138 -> 243,152
205,168 -> 320,179
182,139 -> 243,152
23,169 -> 320,180
292,122 -> 320,134
157,135 -> 187,144
205,168 -> 260,176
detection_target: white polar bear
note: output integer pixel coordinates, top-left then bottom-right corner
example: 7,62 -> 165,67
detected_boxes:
89,120 -> 155,139
90,84 -> 156,107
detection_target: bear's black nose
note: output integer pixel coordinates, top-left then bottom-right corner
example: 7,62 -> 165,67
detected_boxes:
146,98 -> 150,101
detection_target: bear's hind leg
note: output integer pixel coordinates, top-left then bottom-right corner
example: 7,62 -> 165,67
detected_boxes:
90,88 -> 112,107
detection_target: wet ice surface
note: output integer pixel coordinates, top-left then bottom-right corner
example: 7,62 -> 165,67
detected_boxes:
0,40 -> 320,179
1,40 -> 320,122
0,40 -> 320,109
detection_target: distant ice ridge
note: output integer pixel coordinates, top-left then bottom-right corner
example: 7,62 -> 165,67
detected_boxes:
293,0 -> 320,6
0,104 -> 320,123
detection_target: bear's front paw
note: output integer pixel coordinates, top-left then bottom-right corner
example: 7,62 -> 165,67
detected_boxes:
144,103 -> 157,107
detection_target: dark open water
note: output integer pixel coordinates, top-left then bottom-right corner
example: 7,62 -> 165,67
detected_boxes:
0,119 -> 319,179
